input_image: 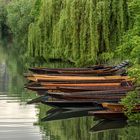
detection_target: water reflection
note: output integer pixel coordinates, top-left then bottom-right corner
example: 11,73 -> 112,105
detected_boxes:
0,45 -> 43,140
90,120 -> 127,133
1,43 -> 140,140
42,108 -> 94,121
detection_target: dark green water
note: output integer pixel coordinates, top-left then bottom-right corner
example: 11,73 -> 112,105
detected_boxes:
0,44 -> 140,140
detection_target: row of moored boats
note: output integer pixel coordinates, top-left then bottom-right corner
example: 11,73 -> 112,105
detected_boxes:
24,60 -> 140,120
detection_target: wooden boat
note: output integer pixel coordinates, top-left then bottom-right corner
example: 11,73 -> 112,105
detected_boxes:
88,110 -> 127,120
48,89 -> 132,96
29,60 -> 129,75
57,86 -> 134,92
102,102 -> 140,112
57,68 -> 124,75
25,74 -> 131,82
26,84 -> 134,93
47,92 -> 127,100
40,83 -> 122,88
29,66 -> 113,75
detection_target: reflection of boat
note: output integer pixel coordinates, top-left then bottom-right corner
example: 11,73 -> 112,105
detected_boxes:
27,95 -> 48,104
90,120 -> 127,132
88,110 -> 127,120
42,108 -> 101,121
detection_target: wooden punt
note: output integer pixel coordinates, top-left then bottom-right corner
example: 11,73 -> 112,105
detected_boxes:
57,86 -> 134,92
26,83 -> 133,92
40,83 -> 122,88
57,68 -> 123,75
29,65 -> 112,74
26,85 -> 134,93
102,102 -> 140,112
88,110 -> 127,120
25,80 -> 128,87
27,71 -> 124,76
29,60 -> 129,74
47,92 -> 127,100
25,74 -> 131,82
48,89 -> 132,96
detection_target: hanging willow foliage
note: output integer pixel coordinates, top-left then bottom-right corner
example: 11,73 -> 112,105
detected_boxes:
28,0 -> 129,66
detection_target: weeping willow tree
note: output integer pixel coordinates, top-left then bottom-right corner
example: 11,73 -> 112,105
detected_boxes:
28,0 -> 129,66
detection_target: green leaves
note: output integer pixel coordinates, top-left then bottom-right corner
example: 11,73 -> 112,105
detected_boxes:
121,91 -> 140,122
27,0 -> 128,66
6,0 -> 35,48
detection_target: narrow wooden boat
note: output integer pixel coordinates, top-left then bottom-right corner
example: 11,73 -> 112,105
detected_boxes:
57,68 -> 124,75
40,83 -> 122,88
102,102 -> 140,112
58,86 -> 134,92
47,92 -> 126,100
29,65 -> 112,74
29,60 -> 129,74
88,110 -> 127,120
25,74 -> 131,82
26,79 -> 133,86
48,89 -> 132,96
26,84 -> 134,93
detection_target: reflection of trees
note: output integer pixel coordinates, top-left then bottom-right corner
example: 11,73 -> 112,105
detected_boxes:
38,104 -> 140,140
0,59 -> 9,92
0,44 -> 25,95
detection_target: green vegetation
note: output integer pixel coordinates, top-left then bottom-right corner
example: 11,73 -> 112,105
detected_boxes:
0,0 -> 7,38
114,0 -> 140,66
0,0 -> 140,120
6,0 -> 35,52
0,0 -> 139,66
0,0 -> 130,66
27,0 -> 129,66
121,91 -> 140,122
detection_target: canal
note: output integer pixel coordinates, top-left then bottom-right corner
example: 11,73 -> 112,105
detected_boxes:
0,44 -> 140,140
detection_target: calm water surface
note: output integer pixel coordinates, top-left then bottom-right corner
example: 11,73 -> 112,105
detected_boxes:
0,44 -> 140,140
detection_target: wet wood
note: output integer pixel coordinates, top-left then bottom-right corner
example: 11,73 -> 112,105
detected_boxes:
25,74 -> 132,82
58,86 -> 134,92
48,93 -> 126,100
102,102 -> 140,112
40,83 -> 122,87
